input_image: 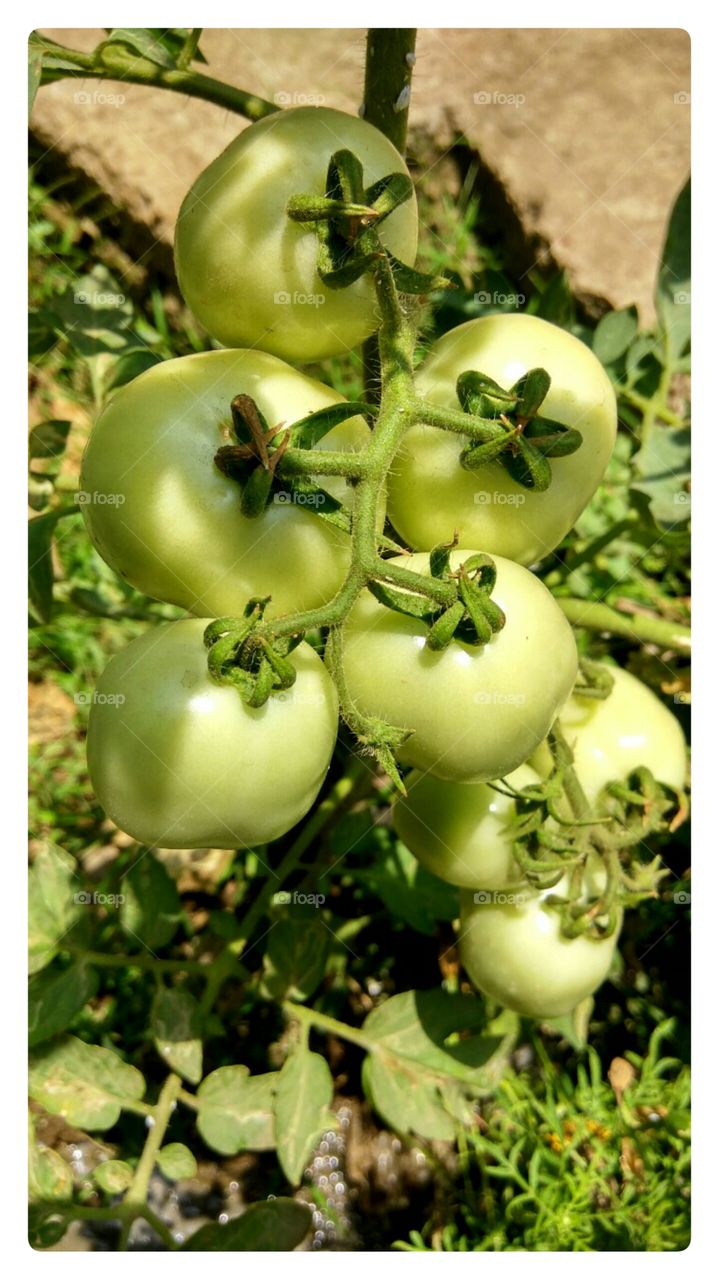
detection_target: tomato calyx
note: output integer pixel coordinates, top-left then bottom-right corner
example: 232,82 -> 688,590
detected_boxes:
287,148 -> 450,296
456,367 -> 584,492
203,601 -> 301,708
368,543 -> 506,650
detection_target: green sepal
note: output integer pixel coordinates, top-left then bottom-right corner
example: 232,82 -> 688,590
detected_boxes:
280,478 -> 353,533
326,149 -> 366,204
367,579 -> 436,621
364,172 -> 414,222
523,416 -> 583,458
240,465 -> 274,518
428,538 -> 456,580
511,367 -> 551,419
457,370 -> 518,418
573,658 -> 616,701
318,248 -> 380,289
286,195 -> 379,224
425,600 -> 465,650
502,437 -> 553,491
291,402 -> 374,450
386,252 -> 453,295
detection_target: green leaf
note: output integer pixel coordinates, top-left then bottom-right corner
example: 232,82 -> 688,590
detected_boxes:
592,307 -> 639,366
28,45 -> 43,114
105,347 -> 163,390
53,265 -> 133,360
28,1117 -> 73,1203
291,401 -> 372,449
262,914 -> 329,1002
197,1066 -> 278,1155
354,836 -> 458,936
150,987 -> 203,1084
631,425 -> 691,528
29,308 -> 60,357
28,1036 -> 146,1129
93,1159 -> 134,1194
101,28 -> 183,69
28,961 -> 98,1047
157,1142 -> 198,1181
182,1198 -> 311,1251
274,1047 -> 335,1184
29,419 -> 71,461
656,179 -> 691,361
361,992 -> 517,1141
28,845 -> 82,974
29,510 -> 61,622
120,854 -> 181,951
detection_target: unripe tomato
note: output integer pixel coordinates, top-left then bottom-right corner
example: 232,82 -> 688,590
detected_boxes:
532,664 -> 688,802
393,763 -> 540,888
340,551 -> 578,782
174,107 -> 418,362
388,314 -> 617,565
87,619 -> 338,849
459,867 -> 622,1018
80,350 -> 373,618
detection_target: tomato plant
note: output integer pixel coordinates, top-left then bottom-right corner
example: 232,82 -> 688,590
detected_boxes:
87,618 -> 338,849
175,106 -> 419,362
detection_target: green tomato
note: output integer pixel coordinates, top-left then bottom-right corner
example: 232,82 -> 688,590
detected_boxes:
393,763 -> 540,888
533,663 -> 687,803
87,618 -> 338,849
80,349 -> 373,618
174,106 -> 418,362
388,314 -> 617,565
340,551 -> 578,782
459,868 -> 622,1018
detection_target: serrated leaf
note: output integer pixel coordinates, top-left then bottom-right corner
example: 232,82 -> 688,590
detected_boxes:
157,1142 -> 197,1181
182,1198 -> 310,1251
656,179 -> 690,361
120,854 -> 181,951
631,425 -> 691,527
28,1117 -> 73,1203
28,961 -> 98,1047
354,836 -> 459,935
197,1066 -> 278,1155
262,915 -> 329,1002
28,845 -> 82,974
361,991 -> 517,1141
150,987 -> 203,1084
274,1048 -> 335,1184
592,307 -> 639,366
93,1159 -> 134,1194
29,1036 -> 146,1129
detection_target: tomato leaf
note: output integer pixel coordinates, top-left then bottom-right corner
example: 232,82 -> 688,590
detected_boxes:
28,845 -> 83,974
150,986 -> 203,1084
274,1046 -> 336,1185
93,1160 -> 134,1194
261,914 -> 329,1002
181,1198 -> 311,1251
120,854 -> 182,951
630,425 -> 691,528
28,1036 -> 146,1130
28,960 -> 98,1047
592,307 -> 639,366
196,1066 -> 278,1155
156,1143 -> 198,1181
656,179 -> 690,362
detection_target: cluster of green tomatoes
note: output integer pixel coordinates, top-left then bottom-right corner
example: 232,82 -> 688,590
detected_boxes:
80,108 -> 687,1019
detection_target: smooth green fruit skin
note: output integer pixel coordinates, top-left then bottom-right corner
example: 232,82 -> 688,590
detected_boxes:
393,763 -> 541,889
174,107 -> 418,362
87,619 -> 339,849
459,873 -> 622,1018
532,664 -> 687,802
388,314 -> 617,565
80,349 -> 373,618
341,551 -> 578,783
